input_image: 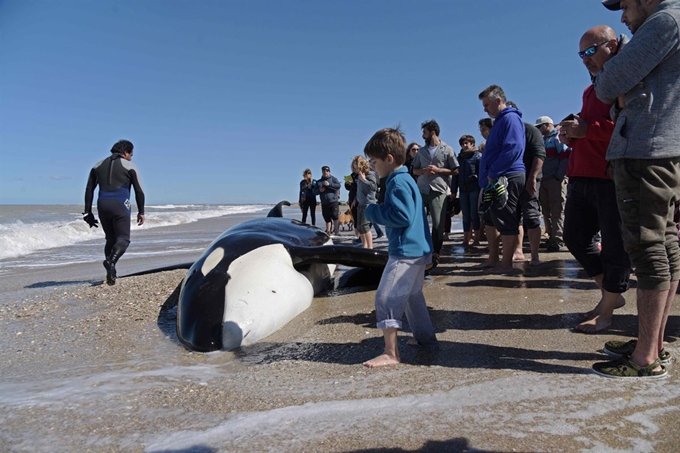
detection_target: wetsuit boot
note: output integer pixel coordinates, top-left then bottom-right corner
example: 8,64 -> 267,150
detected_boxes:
103,244 -> 126,286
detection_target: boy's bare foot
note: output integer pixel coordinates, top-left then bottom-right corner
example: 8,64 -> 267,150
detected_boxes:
363,353 -> 400,368
472,241 -> 481,246
529,257 -> 541,266
574,314 -> 612,333
512,252 -> 525,262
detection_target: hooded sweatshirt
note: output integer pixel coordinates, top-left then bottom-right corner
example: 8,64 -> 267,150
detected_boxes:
479,107 -> 526,187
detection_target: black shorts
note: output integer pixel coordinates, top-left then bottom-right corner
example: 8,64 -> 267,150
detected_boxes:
322,201 -> 339,223
518,187 -> 541,230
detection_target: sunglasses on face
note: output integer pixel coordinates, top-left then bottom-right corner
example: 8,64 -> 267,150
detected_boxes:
578,40 -> 609,59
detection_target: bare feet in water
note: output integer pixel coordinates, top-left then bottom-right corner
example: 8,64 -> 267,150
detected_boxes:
529,257 -> 541,266
581,295 -> 626,320
363,353 -> 400,368
512,253 -> 525,262
574,314 -> 612,333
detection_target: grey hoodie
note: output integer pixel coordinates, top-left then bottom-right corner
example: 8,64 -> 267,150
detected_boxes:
594,0 -> 680,160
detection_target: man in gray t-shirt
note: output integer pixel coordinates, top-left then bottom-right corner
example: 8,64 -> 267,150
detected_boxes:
412,119 -> 459,267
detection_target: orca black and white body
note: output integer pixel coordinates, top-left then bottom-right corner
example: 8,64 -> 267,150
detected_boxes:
177,202 -> 387,352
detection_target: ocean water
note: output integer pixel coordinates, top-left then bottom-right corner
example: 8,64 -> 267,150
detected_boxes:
0,204 -> 271,270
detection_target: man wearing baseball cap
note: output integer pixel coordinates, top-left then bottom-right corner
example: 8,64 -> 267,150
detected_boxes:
592,0 -> 680,379
317,166 -> 342,236
535,116 -> 570,252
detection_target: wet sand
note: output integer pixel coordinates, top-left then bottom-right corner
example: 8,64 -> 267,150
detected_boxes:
1,234 -> 679,452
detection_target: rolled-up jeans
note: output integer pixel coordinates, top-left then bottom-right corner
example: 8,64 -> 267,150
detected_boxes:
375,254 -> 437,345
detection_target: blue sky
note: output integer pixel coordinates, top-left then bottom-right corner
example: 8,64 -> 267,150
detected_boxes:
0,0 -> 626,205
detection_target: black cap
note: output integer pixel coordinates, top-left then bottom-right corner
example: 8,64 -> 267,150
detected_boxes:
321,166 -> 330,172
602,0 -> 621,11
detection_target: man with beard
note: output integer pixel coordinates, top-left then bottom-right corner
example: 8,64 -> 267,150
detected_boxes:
590,0 -> 680,379
477,85 -> 526,274
412,120 -> 459,269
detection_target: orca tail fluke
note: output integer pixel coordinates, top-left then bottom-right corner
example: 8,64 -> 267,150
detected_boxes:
289,245 -> 388,270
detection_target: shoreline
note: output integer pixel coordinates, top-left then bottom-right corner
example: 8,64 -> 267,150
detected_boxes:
1,232 -> 679,452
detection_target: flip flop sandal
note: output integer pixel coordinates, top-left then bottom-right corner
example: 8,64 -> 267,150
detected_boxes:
592,356 -> 667,379
603,339 -> 672,364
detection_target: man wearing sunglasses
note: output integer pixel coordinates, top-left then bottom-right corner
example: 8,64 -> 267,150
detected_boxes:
589,0 -> 680,379
559,26 -> 632,340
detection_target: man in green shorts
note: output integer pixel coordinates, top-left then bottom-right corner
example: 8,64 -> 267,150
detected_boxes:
593,0 -> 680,379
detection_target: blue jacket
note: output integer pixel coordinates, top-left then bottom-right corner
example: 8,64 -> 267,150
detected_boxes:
479,107 -> 526,187
315,175 -> 341,204
365,166 -> 433,258
451,150 -> 482,194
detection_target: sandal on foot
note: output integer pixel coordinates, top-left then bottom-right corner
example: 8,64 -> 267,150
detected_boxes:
592,356 -> 667,379
603,339 -> 672,365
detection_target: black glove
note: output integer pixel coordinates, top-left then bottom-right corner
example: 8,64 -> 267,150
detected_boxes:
83,212 -> 99,228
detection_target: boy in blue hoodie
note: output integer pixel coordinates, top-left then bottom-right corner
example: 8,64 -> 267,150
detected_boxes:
363,127 -> 439,368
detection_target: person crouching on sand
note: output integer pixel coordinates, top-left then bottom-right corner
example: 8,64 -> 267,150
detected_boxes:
362,127 -> 439,368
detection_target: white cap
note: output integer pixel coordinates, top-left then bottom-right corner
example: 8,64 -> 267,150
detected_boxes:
534,116 -> 553,126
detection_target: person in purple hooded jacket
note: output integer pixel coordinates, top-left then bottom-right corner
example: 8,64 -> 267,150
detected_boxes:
477,85 -> 526,273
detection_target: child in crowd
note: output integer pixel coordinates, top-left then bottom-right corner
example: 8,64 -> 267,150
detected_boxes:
352,155 -> 378,249
363,127 -> 439,368
451,135 -> 483,249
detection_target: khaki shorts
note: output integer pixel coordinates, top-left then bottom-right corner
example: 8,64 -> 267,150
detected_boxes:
610,157 -> 680,290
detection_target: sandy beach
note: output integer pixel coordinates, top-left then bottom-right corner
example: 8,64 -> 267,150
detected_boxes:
1,231 -> 679,453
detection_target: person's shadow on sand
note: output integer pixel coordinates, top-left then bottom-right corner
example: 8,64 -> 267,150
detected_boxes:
26,279 -> 102,288
234,337 -> 600,374
341,438 -> 529,453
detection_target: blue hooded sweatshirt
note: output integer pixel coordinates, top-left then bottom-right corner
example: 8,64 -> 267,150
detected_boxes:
365,166 -> 432,258
479,107 -> 526,187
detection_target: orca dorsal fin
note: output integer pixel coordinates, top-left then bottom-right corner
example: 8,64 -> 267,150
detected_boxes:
267,201 -> 291,218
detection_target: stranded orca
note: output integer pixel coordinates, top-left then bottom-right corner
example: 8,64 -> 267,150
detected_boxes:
176,201 -> 387,352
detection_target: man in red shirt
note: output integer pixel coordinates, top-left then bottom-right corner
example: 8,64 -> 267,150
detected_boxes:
559,25 -> 631,333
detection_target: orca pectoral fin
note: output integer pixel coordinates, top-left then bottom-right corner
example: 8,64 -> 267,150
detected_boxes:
267,201 -> 291,218
289,245 -> 388,269
122,262 -> 194,278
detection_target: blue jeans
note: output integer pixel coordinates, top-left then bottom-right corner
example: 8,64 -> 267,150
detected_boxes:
460,189 -> 481,232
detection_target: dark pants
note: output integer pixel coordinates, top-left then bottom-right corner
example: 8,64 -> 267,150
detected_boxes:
301,199 -> 317,225
98,198 -> 131,260
563,177 -> 631,294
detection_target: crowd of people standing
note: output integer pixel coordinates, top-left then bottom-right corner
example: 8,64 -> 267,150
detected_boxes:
293,0 -> 680,379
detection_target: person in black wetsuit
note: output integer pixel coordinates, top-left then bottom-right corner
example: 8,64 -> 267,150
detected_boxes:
83,140 -> 146,285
